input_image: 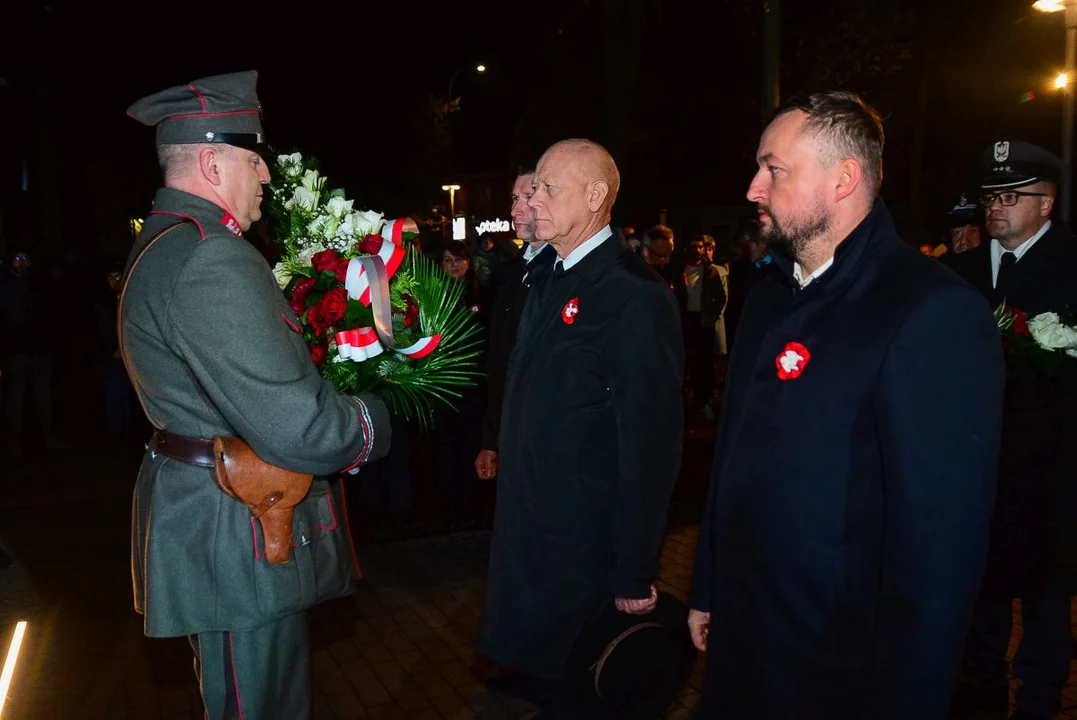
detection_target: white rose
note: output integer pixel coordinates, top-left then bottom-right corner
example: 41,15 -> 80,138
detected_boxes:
308,214 -> 340,241
276,153 -> 304,180
272,262 -> 292,289
353,209 -> 385,237
286,186 -> 318,212
325,196 -> 354,220
296,241 -> 327,266
300,169 -> 325,193
1028,312 -> 1077,349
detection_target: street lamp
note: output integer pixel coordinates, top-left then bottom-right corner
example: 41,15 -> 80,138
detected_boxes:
447,64 -> 487,110
1035,0 -> 1077,223
441,185 -> 461,216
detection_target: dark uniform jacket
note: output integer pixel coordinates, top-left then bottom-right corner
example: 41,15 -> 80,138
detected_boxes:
122,188 -> 390,637
949,221 -> 1077,598
480,243 -> 556,451
477,230 -> 685,679
690,200 -> 1005,718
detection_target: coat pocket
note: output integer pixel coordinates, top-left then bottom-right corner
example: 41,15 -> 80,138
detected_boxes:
251,480 -> 360,617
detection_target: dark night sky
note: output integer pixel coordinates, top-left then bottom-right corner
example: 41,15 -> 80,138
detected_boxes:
1,0 -> 1076,258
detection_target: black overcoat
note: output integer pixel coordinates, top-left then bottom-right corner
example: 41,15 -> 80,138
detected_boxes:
477,231 -> 685,679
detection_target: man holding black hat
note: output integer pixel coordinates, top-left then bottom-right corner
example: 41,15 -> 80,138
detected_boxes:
121,71 -> 391,719
948,141 -> 1077,720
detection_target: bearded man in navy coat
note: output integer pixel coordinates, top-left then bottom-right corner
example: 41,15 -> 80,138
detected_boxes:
688,91 -> 1006,718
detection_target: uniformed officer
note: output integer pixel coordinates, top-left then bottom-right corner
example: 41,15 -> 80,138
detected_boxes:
949,141 -> 1077,720
947,193 -> 986,255
122,71 -> 391,719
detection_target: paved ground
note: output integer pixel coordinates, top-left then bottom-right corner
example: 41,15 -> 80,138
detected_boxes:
3,423 -> 1077,718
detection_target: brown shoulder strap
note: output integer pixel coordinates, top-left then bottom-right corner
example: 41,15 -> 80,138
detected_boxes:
116,222 -> 189,430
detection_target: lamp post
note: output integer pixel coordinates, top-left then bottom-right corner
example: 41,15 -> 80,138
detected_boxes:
447,64 -> 486,111
441,185 -> 461,216
1034,0 -> 1077,223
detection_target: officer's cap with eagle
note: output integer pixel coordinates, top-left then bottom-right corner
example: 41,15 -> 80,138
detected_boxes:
126,70 -> 265,151
981,140 -> 1061,191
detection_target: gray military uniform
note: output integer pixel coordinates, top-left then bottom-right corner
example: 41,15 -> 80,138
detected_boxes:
122,71 -> 390,719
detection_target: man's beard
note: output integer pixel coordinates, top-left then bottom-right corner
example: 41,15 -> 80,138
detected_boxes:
759,201 -> 831,263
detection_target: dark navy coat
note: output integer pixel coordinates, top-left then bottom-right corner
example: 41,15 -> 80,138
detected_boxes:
690,201 -> 1005,718
477,231 -> 685,679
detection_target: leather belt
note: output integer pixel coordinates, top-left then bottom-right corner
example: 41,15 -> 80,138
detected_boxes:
153,430 -> 215,468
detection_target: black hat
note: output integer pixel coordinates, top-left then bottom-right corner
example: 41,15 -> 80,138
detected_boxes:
947,193 -> 982,228
562,592 -> 698,719
981,140 -> 1061,191
127,71 -> 265,150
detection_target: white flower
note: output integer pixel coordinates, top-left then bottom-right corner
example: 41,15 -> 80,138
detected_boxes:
300,169 -> 325,193
325,196 -> 354,221
276,153 -> 304,181
296,241 -> 327,266
352,209 -> 385,237
285,186 -> 318,212
308,213 -> 340,241
272,262 -> 292,289
1028,312 -> 1077,350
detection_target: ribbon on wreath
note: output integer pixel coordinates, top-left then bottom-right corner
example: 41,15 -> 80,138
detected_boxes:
334,327 -> 383,362
343,218 -> 410,306
338,222 -> 442,361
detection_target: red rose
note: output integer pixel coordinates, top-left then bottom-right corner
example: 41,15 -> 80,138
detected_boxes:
334,257 -> 351,284
309,341 -> 328,366
357,234 -> 382,256
311,249 -> 342,274
1006,306 -> 1030,336
290,278 -> 316,315
315,287 -> 348,325
402,295 -> 420,328
307,303 -> 330,337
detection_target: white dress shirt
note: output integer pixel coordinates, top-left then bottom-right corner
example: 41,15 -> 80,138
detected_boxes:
557,225 -> 613,271
990,220 -> 1050,288
793,257 -> 835,289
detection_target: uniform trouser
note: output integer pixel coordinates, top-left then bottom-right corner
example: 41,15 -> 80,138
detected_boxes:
963,591 -> 1073,717
189,612 -> 311,720
683,314 -> 716,408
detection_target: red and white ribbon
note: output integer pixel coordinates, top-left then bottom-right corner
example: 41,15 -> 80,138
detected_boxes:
343,218 -> 409,307
335,327 -> 383,362
395,334 -> 442,359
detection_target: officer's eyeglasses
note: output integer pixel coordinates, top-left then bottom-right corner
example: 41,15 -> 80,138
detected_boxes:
980,191 -> 1048,207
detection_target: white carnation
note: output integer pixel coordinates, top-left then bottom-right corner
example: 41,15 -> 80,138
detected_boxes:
325,196 -> 354,220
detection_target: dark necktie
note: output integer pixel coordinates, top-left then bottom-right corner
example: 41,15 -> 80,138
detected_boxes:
996,251 -> 1017,302
554,260 -> 565,277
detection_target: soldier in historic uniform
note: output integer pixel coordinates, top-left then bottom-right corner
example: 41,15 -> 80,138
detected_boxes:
121,71 -> 391,719
948,141 -> 1077,720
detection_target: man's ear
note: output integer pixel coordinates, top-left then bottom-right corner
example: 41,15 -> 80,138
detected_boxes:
833,158 -> 862,203
588,181 -> 610,212
199,146 -> 226,186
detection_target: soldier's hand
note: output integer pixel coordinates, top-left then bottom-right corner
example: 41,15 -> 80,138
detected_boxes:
688,608 -> 710,652
615,584 -> 658,615
475,449 -> 498,480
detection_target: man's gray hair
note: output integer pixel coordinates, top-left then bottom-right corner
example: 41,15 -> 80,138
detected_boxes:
157,143 -> 228,185
776,91 -> 885,198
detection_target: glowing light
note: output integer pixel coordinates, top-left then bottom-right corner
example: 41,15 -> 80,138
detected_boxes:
1034,0 -> 1066,11
476,65 -> 486,73
1057,72 -> 1070,89
0,622 -> 29,717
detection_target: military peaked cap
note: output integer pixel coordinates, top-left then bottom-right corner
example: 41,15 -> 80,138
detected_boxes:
981,140 -> 1061,191
127,70 -> 265,150
948,193 -> 982,228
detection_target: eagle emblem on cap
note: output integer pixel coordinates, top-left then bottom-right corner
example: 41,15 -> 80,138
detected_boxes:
994,141 -> 1010,162
205,131 -> 215,141
958,194 -> 969,208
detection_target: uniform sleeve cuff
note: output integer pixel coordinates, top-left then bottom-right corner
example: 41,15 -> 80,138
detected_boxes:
341,394 -> 391,472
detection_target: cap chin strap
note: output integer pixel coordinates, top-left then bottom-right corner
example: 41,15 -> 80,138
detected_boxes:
205,132 -> 266,151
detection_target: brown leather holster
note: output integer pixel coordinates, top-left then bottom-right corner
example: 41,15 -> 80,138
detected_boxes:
212,437 -> 313,564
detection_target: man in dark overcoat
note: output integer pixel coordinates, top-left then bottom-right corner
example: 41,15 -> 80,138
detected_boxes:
476,139 -> 685,702
121,71 -> 391,719
474,169 -> 556,481
688,91 -> 1006,719
948,141 -> 1077,720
